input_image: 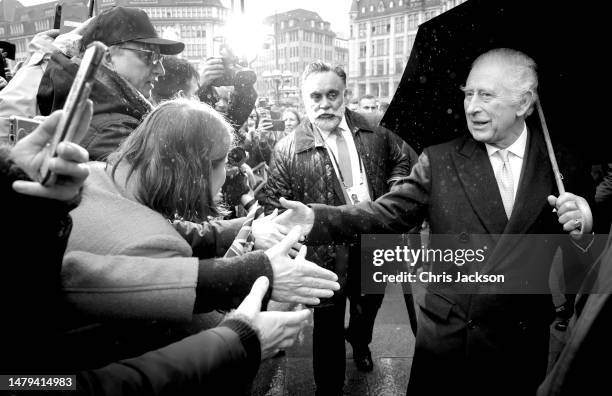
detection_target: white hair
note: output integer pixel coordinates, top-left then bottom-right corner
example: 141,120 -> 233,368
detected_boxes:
473,48 -> 538,114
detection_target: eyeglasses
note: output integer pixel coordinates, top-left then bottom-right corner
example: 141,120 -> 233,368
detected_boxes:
119,47 -> 164,66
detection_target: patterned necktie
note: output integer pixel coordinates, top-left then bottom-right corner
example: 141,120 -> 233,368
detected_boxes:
495,149 -> 514,218
334,128 -> 353,188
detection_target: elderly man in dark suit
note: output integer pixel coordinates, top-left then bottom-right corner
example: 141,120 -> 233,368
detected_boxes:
275,48 -> 594,396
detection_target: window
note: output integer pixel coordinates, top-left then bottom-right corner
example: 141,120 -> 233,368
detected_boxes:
381,82 -> 389,98
288,31 -> 298,41
377,1 -> 385,12
376,59 -> 385,75
407,14 -> 418,29
358,23 -> 367,38
371,19 -> 390,36
370,5 -> 374,11
390,1 -> 394,8
395,37 -> 404,54
361,7 -> 365,13
10,23 -> 23,35
407,34 -> 416,52
289,19 -> 295,27
358,83 -> 366,97
395,57 -> 405,74
359,42 -> 366,58
395,16 -> 404,33
399,0 -> 403,5
304,32 -> 313,42
281,21 -> 285,29
375,39 -> 385,56
370,83 -> 379,96
311,20 -> 315,27
359,62 -> 366,76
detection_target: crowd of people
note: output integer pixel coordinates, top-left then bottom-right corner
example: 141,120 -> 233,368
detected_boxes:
1,5 -> 611,396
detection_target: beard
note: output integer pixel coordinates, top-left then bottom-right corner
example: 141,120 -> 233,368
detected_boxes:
312,104 -> 345,132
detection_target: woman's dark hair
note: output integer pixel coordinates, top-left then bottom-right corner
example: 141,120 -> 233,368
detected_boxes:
107,99 -> 232,222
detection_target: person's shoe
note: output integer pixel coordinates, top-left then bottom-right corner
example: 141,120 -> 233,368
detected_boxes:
352,345 -> 374,372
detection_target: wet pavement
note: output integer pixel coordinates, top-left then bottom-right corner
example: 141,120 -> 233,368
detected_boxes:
251,282 -> 416,396
250,280 -> 570,396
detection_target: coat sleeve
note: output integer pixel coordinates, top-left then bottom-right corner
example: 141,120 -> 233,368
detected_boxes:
308,150 -> 431,245
76,114 -> 139,161
260,137 -> 295,215
171,217 -> 244,259
62,251 -> 199,321
75,318 -> 261,396
385,128 -> 419,185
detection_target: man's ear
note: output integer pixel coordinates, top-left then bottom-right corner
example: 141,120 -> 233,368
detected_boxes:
516,90 -> 535,117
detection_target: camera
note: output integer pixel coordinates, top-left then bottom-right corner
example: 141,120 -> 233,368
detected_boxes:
211,45 -> 257,87
228,146 -> 248,167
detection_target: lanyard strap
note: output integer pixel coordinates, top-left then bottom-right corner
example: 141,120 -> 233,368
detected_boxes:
316,127 -> 364,188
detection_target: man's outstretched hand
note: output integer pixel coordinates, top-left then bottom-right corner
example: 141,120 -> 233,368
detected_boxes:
274,198 -> 315,237
264,226 -> 339,305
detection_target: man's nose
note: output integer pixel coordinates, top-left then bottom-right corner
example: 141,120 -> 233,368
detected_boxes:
465,95 -> 481,114
153,61 -> 165,77
319,97 -> 331,110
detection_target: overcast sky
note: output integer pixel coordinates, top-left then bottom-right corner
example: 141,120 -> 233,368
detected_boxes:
16,0 -> 353,36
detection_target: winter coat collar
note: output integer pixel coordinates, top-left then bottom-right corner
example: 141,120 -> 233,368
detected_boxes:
37,51 -> 153,120
295,109 -> 375,154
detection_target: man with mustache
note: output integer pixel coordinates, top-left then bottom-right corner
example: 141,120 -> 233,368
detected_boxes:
261,61 -> 418,395
273,49 -> 596,396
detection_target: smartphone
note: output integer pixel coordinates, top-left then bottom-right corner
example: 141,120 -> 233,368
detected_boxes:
53,4 -> 62,30
271,119 -> 285,131
39,41 -> 107,186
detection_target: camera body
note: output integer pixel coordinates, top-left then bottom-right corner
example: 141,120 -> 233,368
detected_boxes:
228,146 -> 248,167
210,45 -> 257,87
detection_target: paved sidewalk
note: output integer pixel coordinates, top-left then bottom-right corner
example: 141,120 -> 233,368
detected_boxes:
251,282 -> 416,395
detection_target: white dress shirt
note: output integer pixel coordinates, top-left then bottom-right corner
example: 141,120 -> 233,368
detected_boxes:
485,124 -> 528,201
317,116 -> 371,201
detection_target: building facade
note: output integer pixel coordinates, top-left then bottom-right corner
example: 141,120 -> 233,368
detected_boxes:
1,0 -> 88,63
348,0 -> 453,103
252,9 -> 348,107
1,0 -> 228,67
98,0 -> 228,66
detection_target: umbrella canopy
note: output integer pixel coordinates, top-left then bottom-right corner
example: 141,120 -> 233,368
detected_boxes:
0,41 -> 16,60
381,0 -> 602,160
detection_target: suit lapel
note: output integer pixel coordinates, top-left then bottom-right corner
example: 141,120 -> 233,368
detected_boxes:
451,136 -> 508,234
503,129 -> 552,234
482,129 -> 554,273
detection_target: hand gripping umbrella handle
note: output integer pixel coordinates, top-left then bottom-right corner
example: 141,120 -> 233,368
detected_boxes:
536,98 -> 565,194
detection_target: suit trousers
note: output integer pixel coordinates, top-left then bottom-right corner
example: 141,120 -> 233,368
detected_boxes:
313,298 -> 347,395
346,293 -> 384,347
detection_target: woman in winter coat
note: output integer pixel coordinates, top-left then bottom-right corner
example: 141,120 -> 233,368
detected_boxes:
62,99 -> 338,367
1,103 -> 311,395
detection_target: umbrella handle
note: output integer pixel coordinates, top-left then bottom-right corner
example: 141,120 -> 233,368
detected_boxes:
536,99 -> 565,195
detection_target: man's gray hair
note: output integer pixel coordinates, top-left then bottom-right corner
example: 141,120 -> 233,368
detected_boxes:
473,48 -> 538,111
301,61 -> 346,86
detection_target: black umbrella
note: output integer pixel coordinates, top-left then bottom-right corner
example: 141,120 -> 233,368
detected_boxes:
381,0 -> 604,191
0,41 -> 16,60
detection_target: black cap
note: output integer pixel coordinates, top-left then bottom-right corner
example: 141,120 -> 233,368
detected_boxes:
81,7 -> 184,55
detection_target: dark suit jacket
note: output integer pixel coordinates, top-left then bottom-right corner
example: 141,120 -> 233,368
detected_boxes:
308,127 -> 593,395
263,109 -> 417,302
538,229 -> 612,396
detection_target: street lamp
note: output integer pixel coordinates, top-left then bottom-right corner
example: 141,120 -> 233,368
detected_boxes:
261,69 -> 294,105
